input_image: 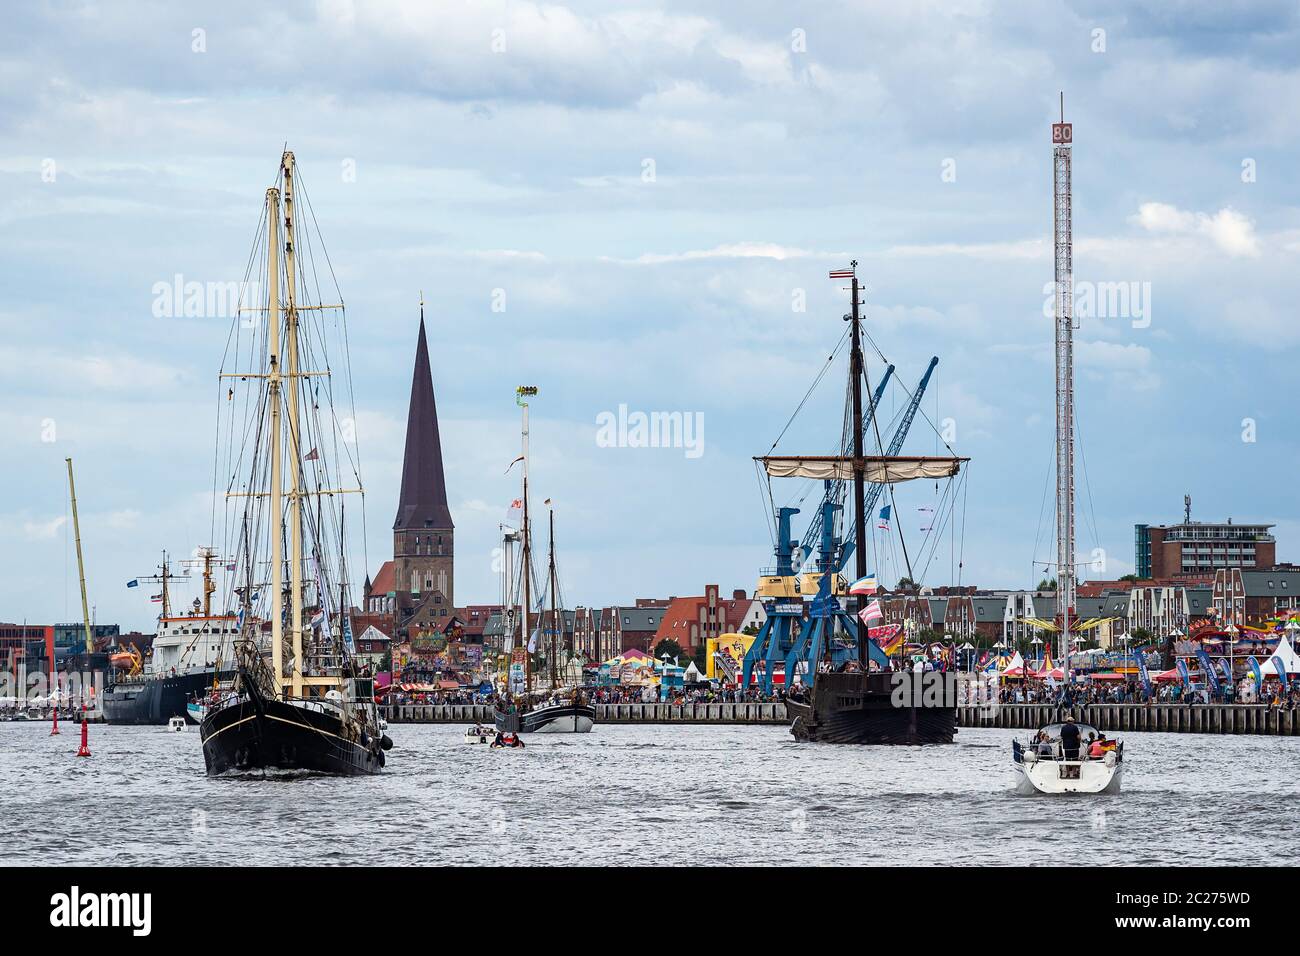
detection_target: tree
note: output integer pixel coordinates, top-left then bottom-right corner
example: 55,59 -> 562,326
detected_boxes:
1119,573 -> 1140,583
1037,577 -> 1058,591
652,638 -> 683,662
742,623 -> 759,636
896,576 -> 917,591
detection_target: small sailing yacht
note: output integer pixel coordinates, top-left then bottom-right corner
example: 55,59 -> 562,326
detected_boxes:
199,151 -> 390,776
1012,719 -> 1123,795
492,388 -> 595,735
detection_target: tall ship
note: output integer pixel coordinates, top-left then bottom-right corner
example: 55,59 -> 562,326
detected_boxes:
103,549 -> 238,725
744,262 -> 968,744
493,387 -> 595,734
199,149 -> 389,776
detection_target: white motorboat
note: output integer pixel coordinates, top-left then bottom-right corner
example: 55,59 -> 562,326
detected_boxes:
1012,721 -> 1123,795
167,716 -> 187,733
463,725 -> 494,745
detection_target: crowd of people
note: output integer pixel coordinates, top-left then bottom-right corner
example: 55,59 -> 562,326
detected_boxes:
990,678 -> 1300,709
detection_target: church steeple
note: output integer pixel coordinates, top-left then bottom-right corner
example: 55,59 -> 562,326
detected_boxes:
394,298 -> 454,532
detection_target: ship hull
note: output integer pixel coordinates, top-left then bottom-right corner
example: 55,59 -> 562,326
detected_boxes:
102,669 -> 233,725
787,671 -> 956,745
494,703 -> 596,734
200,695 -> 384,776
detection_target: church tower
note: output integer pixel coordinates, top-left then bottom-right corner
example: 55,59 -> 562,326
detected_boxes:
393,301 -> 454,633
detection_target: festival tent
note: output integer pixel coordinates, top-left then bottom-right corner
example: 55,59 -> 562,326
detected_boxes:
683,661 -> 703,683
1260,636 -> 1300,676
999,651 -> 1027,678
1152,668 -> 1182,683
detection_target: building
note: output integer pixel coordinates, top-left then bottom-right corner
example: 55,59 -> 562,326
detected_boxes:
366,311 -> 455,640
598,601 -> 669,657
1135,516 -> 1276,579
1211,567 -> 1300,626
653,586 -> 765,655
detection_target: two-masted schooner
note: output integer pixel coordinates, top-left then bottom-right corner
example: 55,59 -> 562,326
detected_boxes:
199,151 -> 390,775
493,387 -> 595,734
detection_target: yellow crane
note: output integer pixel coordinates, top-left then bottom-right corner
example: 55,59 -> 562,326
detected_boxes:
65,458 -> 94,654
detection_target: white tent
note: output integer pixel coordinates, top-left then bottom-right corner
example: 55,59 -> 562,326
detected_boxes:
683,661 -> 703,683
1261,636 -> 1300,676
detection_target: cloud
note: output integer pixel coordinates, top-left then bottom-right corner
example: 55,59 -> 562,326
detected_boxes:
616,241 -> 842,265
1131,202 -> 1262,258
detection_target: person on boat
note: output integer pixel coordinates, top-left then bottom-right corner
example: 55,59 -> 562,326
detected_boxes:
491,731 -> 506,748
1059,715 -> 1081,760
1090,733 -> 1116,756
1034,730 -> 1054,758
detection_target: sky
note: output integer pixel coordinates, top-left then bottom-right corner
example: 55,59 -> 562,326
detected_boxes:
1,0 -> 1297,633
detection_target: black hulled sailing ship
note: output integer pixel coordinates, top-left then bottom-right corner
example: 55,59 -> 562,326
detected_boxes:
200,150 -> 390,776
493,388 -> 595,734
756,262 -> 967,745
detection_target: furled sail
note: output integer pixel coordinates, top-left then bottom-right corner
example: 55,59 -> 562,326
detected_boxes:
756,454 -> 968,483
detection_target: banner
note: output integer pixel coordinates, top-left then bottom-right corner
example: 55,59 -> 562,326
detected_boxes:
1176,658 -> 1190,689
1196,647 -> 1220,695
1248,656 -> 1263,695
1135,649 -> 1152,696
1271,654 -> 1290,691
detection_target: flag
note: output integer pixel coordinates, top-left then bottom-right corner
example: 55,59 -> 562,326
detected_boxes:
1197,646 -> 1220,695
505,455 -> 525,474
871,623 -> 905,655
150,593 -> 163,603
303,447 -> 319,461
877,505 -> 891,530
235,605 -> 245,632
507,498 -> 523,521
224,563 -> 236,572
859,599 -> 883,626
848,573 -> 878,595
310,608 -> 324,632
1135,648 -> 1152,695
1271,654 -> 1290,691
1176,658 -> 1191,689
527,627 -> 541,654
1249,656 -> 1263,693
126,579 -> 139,589
828,268 -> 855,279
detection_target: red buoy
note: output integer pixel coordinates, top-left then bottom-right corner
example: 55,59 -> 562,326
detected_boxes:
76,704 -> 91,758
50,706 -> 59,736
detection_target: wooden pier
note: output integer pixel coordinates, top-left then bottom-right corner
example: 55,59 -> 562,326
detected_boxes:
383,701 -> 1300,736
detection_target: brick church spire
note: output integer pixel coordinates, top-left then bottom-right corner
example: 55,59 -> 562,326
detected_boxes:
395,303 -> 454,532
392,298 -> 455,626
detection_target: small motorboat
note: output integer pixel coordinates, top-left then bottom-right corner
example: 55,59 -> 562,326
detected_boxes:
1012,719 -> 1123,795
167,716 -> 187,733
463,724 -> 493,745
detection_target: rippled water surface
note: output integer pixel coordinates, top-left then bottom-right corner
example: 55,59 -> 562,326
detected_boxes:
2,721 -> 1296,866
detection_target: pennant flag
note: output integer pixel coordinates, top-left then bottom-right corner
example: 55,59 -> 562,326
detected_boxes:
848,573 -> 878,595
303,447 -> 319,461
1176,658 -> 1191,689
126,579 -> 139,589
1135,647 -> 1152,695
1197,646 -> 1220,695
224,563 -> 236,572
505,455 -> 525,474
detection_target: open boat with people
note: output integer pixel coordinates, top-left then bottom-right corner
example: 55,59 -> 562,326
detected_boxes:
1012,718 -> 1123,794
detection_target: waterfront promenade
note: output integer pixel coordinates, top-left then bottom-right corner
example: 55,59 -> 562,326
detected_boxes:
383,701 -> 1300,735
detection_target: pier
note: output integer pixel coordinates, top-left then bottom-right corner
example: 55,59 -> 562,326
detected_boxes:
383,701 -> 1300,735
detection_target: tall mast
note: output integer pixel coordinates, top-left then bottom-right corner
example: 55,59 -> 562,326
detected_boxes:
281,150 -> 307,699
1052,94 -> 1076,671
847,265 -> 868,667
266,182 -> 285,694
548,507 -> 558,689
64,458 -> 94,655
518,386 -> 537,694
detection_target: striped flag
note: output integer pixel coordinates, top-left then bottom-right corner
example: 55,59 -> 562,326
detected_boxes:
828,268 -> 855,279
859,599 -> 883,626
848,573 -> 878,595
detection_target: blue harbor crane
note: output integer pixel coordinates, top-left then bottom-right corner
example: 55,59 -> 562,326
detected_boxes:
741,356 -> 940,694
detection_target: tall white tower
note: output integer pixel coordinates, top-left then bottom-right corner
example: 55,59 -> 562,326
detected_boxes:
1052,96 -> 1075,667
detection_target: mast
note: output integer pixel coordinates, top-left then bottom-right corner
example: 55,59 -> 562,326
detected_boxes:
518,386 -> 538,694
64,458 -> 94,655
1051,95 -> 1076,673
548,507 -> 558,690
266,181 -> 285,695
847,266 -> 868,667
281,150 -> 307,699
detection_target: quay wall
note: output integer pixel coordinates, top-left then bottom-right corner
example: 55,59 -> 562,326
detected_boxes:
958,702 -> 1300,736
382,702 -> 787,725
384,701 -> 1300,736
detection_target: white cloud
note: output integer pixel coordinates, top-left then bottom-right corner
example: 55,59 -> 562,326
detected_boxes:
1131,202 -> 1262,258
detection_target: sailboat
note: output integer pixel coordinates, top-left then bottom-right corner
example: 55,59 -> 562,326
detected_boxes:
493,388 -> 595,734
199,150 -> 390,776
760,262 -> 968,744
1010,100 -> 1124,794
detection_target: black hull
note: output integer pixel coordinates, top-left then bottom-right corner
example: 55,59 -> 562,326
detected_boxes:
102,669 -> 232,725
200,695 -> 384,776
788,671 -> 957,745
493,703 -> 596,734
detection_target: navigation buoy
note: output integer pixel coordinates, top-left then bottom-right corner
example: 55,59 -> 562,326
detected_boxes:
50,706 -> 60,736
76,704 -> 91,758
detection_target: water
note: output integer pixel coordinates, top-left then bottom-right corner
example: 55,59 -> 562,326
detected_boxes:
2,721 -> 1296,866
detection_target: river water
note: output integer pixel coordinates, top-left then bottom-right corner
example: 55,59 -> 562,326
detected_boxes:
2,721 -> 1295,867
